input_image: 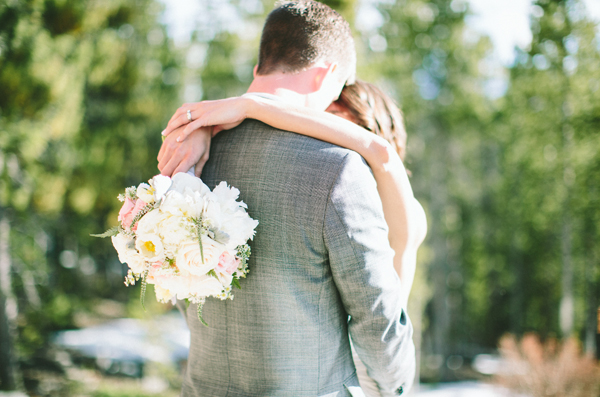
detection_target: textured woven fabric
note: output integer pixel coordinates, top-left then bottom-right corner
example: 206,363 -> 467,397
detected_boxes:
181,120 -> 415,397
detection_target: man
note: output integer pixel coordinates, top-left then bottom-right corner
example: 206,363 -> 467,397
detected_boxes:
158,1 -> 415,396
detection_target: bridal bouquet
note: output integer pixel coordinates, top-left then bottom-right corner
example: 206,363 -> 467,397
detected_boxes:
94,172 -> 258,324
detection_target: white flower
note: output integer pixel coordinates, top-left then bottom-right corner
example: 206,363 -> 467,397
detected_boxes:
157,214 -> 192,253
136,183 -> 155,204
161,191 -> 196,218
225,213 -> 259,249
149,269 -> 222,300
187,274 -> 225,298
212,181 -> 243,206
154,284 -> 176,303
176,236 -> 225,277
111,234 -> 147,274
183,190 -> 207,219
162,176 -> 209,220
204,195 -> 258,250
124,253 -> 147,274
112,234 -> 134,262
112,173 -> 258,312
136,208 -> 162,235
135,233 -> 165,262
157,273 -> 191,300
150,174 -> 172,202
170,173 -> 210,196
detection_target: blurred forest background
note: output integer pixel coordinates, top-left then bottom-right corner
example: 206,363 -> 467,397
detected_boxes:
1,0 -> 599,395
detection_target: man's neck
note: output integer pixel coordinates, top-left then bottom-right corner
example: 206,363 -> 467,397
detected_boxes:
246,71 -> 328,110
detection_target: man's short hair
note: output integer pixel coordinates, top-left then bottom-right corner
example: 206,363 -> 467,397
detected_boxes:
257,0 -> 356,84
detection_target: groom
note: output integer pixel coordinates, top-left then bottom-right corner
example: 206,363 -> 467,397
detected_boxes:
159,1 -> 415,396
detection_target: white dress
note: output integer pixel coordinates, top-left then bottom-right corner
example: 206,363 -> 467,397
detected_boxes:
351,342 -> 382,397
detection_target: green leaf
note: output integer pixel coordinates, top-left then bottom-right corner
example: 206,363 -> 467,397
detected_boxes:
232,277 -> 241,290
140,270 -> 149,311
197,302 -> 208,326
197,225 -> 205,264
130,203 -> 154,229
90,226 -> 121,238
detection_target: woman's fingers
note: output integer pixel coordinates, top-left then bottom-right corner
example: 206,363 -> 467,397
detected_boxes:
179,118 -> 208,141
194,141 -> 211,177
158,127 -> 212,176
163,103 -> 199,136
157,140 -> 165,162
163,110 -> 188,136
163,97 -> 244,140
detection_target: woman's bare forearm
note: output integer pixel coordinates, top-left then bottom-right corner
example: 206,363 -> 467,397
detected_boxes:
245,96 -> 384,164
371,150 -> 427,306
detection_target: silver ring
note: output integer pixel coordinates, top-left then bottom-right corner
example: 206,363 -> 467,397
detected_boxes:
186,109 -> 193,122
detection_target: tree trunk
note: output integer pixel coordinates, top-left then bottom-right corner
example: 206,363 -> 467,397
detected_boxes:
584,217 -> 597,356
559,215 -> 574,337
428,132 -> 451,380
0,215 -> 20,390
559,107 -> 574,337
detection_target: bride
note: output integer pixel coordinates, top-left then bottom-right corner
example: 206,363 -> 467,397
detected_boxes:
160,80 -> 427,396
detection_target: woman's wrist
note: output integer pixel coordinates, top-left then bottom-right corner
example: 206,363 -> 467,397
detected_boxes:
366,136 -> 397,173
240,95 -> 259,120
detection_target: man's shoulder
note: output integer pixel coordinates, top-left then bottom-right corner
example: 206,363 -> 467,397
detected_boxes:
223,119 -> 367,165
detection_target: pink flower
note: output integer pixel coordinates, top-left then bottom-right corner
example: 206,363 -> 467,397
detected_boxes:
118,198 -> 135,226
146,262 -> 166,283
119,198 -> 148,230
215,251 -> 240,276
130,199 -> 148,230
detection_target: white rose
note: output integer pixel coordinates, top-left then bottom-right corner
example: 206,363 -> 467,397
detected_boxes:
135,233 -> 165,262
176,236 -> 225,277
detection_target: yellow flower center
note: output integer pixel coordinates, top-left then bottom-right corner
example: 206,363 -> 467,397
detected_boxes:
144,240 -> 156,252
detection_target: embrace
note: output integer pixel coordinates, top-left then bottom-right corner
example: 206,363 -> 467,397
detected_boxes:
156,1 -> 426,396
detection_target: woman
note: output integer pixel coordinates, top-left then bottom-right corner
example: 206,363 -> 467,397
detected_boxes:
163,80 -> 427,394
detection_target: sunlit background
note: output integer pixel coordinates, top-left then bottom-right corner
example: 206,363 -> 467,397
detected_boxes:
1,0 -> 599,396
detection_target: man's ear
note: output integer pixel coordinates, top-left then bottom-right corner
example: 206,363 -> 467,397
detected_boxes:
253,65 -> 258,78
313,63 -> 338,91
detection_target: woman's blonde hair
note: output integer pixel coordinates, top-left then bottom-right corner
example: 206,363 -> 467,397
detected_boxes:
335,80 -> 407,161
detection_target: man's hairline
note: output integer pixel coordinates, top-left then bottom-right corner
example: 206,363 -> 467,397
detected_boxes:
256,60 -> 354,84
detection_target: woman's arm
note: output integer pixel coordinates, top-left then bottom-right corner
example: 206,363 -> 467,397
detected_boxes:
163,96 -> 427,305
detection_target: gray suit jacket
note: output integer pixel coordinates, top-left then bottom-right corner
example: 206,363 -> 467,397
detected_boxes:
181,120 -> 415,397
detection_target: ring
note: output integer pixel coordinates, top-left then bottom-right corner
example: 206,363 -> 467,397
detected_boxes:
186,109 -> 193,122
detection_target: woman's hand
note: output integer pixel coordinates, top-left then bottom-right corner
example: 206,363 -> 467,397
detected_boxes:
161,96 -> 253,142
158,126 -> 212,177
